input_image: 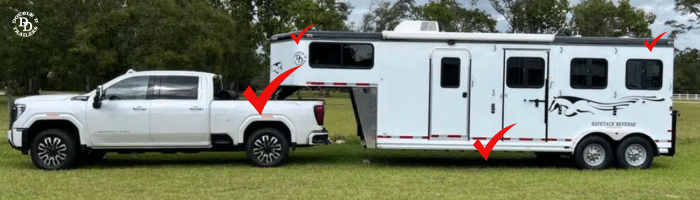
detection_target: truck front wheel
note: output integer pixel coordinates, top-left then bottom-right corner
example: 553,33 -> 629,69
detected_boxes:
30,129 -> 80,170
245,128 -> 289,167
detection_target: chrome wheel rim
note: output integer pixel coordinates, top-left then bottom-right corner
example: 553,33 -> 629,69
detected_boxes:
625,144 -> 647,166
37,137 -> 67,166
252,135 -> 282,164
583,144 -> 605,166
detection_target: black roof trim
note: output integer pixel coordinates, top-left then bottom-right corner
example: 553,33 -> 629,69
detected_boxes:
271,31 -> 673,47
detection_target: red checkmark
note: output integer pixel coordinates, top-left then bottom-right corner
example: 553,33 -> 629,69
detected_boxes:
644,32 -> 667,52
243,65 -> 301,115
473,124 -> 516,161
290,24 -> 314,45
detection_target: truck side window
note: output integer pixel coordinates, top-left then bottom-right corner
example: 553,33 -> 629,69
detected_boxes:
441,57 -> 460,88
570,58 -> 607,89
105,76 -> 150,100
506,57 -> 545,88
158,76 -> 199,100
626,59 -> 662,90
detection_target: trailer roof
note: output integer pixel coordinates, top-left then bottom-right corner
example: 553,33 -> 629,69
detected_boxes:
271,31 -> 673,47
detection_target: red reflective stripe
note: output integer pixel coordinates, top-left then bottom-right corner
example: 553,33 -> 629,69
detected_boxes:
654,140 -> 660,142
447,135 -> 461,138
667,140 -> 673,142
519,138 -> 533,141
473,137 -> 487,140
307,82 -> 325,86
422,136 -> 429,139
565,139 -> 572,142
377,135 -> 392,139
542,138 -> 557,141
668,129 -> 672,133
356,83 -> 370,87
431,135 -> 439,137
502,137 -> 511,141
333,82 -> 347,86
399,136 -> 413,139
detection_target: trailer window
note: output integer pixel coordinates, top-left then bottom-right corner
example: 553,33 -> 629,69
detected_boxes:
309,42 -> 373,69
570,58 -> 607,89
626,59 -> 662,90
441,57 -> 461,88
506,57 -> 545,88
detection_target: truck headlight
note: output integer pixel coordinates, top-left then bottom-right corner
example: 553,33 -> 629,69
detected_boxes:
14,104 -> 26,117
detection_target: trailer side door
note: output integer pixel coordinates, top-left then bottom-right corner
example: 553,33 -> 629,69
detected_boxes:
429,49 -> 471,139
503,50 -> 549,140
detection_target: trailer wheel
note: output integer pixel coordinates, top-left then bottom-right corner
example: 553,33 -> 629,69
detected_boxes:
30,129 -> 80,170
574,136 -> 613,169
245,128 -> 289,167
616,136 -> 654,169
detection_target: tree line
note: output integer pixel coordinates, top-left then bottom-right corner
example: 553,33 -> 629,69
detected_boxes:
1,0 -> 699,94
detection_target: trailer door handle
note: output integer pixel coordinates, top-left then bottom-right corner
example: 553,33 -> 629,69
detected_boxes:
462,92 -> 468,98
528,99 -> 546,107
189,106 -> 203,110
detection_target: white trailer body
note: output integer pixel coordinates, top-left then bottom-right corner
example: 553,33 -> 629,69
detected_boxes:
269,21 -> 677,169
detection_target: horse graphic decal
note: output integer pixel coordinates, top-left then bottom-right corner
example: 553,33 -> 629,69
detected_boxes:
548,96 -> 664,117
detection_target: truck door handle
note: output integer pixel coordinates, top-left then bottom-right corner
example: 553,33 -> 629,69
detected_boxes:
189,106 -> 203,110
528,99 -> 546,107
133,106 -> 147,111
463,92 -> 468,98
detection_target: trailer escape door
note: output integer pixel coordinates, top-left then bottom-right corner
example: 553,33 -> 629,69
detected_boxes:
503,50 -> 549,140
430,49 -> 471,139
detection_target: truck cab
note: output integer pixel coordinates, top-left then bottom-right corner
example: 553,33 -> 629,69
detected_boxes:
8,70 -> 328,170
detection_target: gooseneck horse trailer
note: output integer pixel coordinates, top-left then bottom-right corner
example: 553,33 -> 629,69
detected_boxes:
268,21 -> 677,169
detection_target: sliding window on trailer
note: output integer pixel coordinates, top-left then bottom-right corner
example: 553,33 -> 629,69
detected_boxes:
308,42 -> 374,69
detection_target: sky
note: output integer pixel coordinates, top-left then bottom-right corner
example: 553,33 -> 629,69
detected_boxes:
343,0 -> 699,49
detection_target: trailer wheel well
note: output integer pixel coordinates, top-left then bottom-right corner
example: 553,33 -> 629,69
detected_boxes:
575,132 -> 615,153
24,120 -> 80,150
243,121 -> 292,147
620,133 -> 658,156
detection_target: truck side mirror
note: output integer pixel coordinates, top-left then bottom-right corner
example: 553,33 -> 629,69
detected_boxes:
92,85 -> 104,109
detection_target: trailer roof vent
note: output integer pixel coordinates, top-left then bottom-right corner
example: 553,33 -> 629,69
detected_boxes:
393,21 -> 439,32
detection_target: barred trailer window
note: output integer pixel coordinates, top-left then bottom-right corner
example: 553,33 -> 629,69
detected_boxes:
570,58 -> 608,89
309,42 -> 373,69
626,59 -> 663,90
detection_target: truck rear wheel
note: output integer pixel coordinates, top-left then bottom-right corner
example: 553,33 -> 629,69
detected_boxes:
616,136 -> 654,169
574,136 -> 613,170
245,128 -> 289,167
30,129 -> 79,170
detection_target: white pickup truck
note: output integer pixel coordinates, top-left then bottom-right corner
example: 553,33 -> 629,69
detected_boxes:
7,70 -> 329,170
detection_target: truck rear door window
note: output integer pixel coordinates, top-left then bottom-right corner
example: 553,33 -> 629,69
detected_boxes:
570,58 -> 608,89
309,42 -> 373,69
626,59 -> 662,90
441,57 -> 460,88
506,57 -> 545,88
157,76 -> 199,100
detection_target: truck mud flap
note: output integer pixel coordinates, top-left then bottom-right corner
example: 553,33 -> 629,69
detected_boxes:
349,87 -> 377,148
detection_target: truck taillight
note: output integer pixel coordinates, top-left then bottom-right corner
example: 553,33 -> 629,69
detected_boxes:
314,105 -> 324,126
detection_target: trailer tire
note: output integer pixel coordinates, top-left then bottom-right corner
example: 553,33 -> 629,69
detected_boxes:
616,136 -> 653,169
574,136 -> 613,170
245,128 -> 289,167
30,129 -> 80,170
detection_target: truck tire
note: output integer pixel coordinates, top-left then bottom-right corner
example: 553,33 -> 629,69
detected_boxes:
81,150 -> 107,163
616,136 -> 654,169
30,129 -> 80,170
573,136 -> 613,170
246,128 -> 289,167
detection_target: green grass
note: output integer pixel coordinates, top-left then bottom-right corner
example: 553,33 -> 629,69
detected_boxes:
1,94 -> 700,199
